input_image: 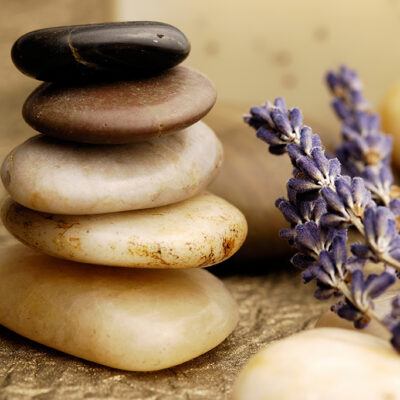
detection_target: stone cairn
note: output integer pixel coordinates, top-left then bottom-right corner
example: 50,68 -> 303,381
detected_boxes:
0,22 -> 247,371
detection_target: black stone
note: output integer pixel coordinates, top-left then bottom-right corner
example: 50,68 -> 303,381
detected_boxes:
11,21 -> 190,82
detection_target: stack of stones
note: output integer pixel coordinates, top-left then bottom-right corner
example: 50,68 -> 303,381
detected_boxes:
0,22 -> 247,371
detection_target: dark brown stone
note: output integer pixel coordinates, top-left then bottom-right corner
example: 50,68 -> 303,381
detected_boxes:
11,22 -> 190,82
22,66 -> 216,144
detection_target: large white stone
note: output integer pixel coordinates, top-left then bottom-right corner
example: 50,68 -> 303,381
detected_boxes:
0,239 -> 238,371
233,328 -> 400,400
0,121 -> 223,215
1,193 -> 247,268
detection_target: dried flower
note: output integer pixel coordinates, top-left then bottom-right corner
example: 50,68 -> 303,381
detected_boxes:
326,66 -> 394,206
244,86 -> 400,352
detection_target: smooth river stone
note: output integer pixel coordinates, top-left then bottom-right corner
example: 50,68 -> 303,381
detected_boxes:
0,240 -> 238,371
1,121 -> 222,215
22,66 -> 216,144
233,328 -> 400,400
12,22 -> 190,82
1,193 -> 247,268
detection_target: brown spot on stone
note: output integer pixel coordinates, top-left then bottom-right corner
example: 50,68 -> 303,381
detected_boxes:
281,73 -> 298,90
204,40 -> 220,57
68,237 -> 81,249
270,51 -> 292,67
222,237 -> 236,259
198,247 -> 216,268
314,26 -> 329,42
127,242 -> 170,266
56,222 -> 78,231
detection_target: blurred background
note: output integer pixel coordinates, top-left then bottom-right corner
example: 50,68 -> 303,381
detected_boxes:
2,0 -> 400,261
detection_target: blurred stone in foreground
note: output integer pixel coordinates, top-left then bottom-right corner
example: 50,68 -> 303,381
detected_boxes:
233,328 -> 400,400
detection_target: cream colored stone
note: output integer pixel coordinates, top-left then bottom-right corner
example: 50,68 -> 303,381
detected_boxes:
0,121 -> 223,215
382,82 -> 400,169
0,239 -> 238,371
233,328 -> 400,400
1,193 -> 247,268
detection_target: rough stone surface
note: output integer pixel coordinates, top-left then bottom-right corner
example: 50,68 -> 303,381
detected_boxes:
22,66 -> 216,144
1,121 -> 222,215
2,193 -> 247,268
233,328 -> 400,400
0,221 -> 326,400
12,22 -> 190,82
0,238 -> 239,372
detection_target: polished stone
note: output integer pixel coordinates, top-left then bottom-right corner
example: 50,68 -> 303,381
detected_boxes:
2,193 -> 247,268
1,122 -> 222,215
233,328 -> 400,400
22,66 -> 216,144
0,218 -> 327,399
0,240 -> 238,371
12,22 -> 190,82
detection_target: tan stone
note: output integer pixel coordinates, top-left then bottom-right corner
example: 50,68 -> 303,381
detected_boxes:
233,328 -> 400,400
0,239 -> 238,371
1,193 -> 247,268
1,121 -> 222,215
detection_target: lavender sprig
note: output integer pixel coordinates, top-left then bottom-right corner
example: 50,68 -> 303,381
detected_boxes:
244,97 -> 400,351
326,66 -> 396,208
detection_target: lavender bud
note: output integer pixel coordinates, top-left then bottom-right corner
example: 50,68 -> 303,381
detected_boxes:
270,108 -> 293,137
321,186 -> 348,217
288,178 -> 321,194
364,272 -> 396,299
296,156 -> 325,183
289,108 -> 303,131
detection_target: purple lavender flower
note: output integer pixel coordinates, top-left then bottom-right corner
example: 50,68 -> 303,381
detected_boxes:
382,295 -> 400,352
351,207 -> 400,269
326,66 -> 394,206
244,93 -> 400,353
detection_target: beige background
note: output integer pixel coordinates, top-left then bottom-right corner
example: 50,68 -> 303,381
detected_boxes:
116,0 -> 400,129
